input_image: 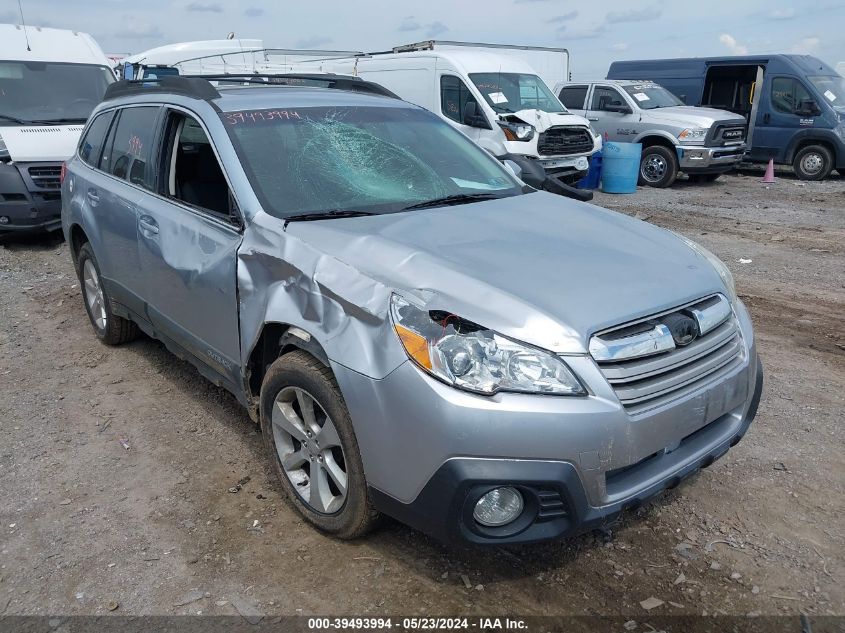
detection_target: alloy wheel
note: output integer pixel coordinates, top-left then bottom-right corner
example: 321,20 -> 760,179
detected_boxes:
271,386 -> 348,514
82,259 -> 107,330
642,154 -> 667,182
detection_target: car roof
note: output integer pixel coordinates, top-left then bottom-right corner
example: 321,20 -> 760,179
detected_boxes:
211,85 -> 412,112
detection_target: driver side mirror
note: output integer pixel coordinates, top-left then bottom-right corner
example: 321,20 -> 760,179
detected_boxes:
796,99 -> 822,117
462,101 -> 489,128
604,102 -> 632,114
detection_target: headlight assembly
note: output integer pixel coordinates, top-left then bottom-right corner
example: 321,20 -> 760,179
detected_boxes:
390,294 -> 586,396
497,120 -> 535,142
675,234 -> 737,303
677,128 -> 708,142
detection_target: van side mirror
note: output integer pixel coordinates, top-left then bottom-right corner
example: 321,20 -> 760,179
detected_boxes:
462,101 -> 488,128
796,99 -> 822,116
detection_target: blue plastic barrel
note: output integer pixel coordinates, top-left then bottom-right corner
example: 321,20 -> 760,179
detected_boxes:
601,142 -> 641,194
576,150 -> 602,190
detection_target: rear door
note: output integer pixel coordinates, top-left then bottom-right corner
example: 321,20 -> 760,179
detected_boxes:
135,106 -> 243,387
90,105 -> 161,317
753,75 -> 815,162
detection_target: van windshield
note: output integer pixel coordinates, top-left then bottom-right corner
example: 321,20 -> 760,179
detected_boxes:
620,84 -> 684,109
808,75 -> 845,110
222,105 -> 523,219
469,73 -> 565,114
0,61 -> 114,125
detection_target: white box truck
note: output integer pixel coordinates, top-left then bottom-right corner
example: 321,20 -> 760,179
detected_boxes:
0,24 -> 114,235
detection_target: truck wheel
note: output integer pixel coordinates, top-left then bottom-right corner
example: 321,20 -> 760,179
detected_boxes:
792,145 -> 832,181
639,146 -> 678,188
77,243 -> 139,345
259,350 -> 380,539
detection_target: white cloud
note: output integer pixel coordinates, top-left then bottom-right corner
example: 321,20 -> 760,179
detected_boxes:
606,6 -> 662,24
790,36 -> 820,54
185,2 -> 222,13
718,33 -> 748,55
767,8 -> 796,20
611,42 -> 629,51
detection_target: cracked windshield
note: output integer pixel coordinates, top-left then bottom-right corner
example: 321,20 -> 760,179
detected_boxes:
222,106 -> 523,218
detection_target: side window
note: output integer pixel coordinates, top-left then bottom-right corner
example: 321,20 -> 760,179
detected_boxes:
78,111 -> 113,167
440,75 -> 479,125
771,77 -> 812,114
163,111 -> 233,220
100,106 -> 159,189
590,86 -> 626,111
559,85 -> 588,110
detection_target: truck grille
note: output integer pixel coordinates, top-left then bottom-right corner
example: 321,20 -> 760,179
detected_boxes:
708,123 -> 746,146
537,126 -> 593,156
591,296 -> 745,416
28,166 -> 62,190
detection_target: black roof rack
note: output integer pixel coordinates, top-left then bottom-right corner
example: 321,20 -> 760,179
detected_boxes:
103,76 -> 221,102
103,73 -> 399,103
192,73 -> 400,99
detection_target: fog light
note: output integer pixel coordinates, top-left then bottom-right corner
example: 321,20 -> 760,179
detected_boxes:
575,156 -> 589,171
473,487 -> 523,527
0,216 -> 9,225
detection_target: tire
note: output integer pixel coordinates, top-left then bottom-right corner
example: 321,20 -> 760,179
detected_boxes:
792,144 -> 833,181
639,145 -> 678,188
76,243 -> 139,345
688,173 -> 721,183
259,350 -> 379,539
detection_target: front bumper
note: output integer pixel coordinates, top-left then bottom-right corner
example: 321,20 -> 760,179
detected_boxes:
0,162 -> 63,234
336,300 -> 761,545
677,143 -> 746,173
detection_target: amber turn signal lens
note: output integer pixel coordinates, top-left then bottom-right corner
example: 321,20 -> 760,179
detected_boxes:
394,324 -> 432,370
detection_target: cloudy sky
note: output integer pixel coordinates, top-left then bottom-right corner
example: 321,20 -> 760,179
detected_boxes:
3,0 -> 844,78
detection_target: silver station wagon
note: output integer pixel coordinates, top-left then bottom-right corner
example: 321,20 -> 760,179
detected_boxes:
61,75 -> 763,544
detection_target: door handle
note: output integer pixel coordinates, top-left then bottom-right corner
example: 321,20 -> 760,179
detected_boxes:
138,215 -> 159,235
762,113 -> 771,124
86,188 -> 99,205
587,117 -> 599,121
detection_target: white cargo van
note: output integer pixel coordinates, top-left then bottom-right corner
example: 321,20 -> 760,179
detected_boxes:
0,24 -> 113,234
287,41 -> 602,185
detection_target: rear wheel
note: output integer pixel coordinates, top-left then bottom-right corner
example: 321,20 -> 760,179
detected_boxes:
792,144 -> 833,180
77,243 -> 139,345
639,145 -> 678,188
259,350 -> 379,539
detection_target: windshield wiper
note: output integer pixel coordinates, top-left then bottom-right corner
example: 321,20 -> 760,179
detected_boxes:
401,193 -> 503,211
0,114 -> 32,125
28,117 -> 89,125
283,209 -> 375,229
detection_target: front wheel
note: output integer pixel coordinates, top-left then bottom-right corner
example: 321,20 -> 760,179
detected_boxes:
259,350 -> 379,539
792,144 -> 833,181
639,145 -> 678,188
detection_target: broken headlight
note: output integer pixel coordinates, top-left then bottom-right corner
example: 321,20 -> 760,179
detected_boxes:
390,294 -> 586,396
498,120 -> 535,142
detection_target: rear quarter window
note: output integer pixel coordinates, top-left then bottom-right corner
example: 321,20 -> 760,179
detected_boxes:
78,111 -> 114,167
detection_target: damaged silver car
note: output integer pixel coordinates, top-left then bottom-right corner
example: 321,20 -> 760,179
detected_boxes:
61,75 -> 763,544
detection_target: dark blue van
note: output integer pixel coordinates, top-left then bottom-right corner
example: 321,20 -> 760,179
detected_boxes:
608,55 -> 845,180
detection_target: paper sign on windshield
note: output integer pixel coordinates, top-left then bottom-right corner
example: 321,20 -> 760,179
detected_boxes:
489,92 -> 508,104
824,89 -> 837,102
632,92 -> 650,102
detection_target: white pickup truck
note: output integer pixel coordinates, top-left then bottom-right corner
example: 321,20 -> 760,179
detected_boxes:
0,23 -> 113,234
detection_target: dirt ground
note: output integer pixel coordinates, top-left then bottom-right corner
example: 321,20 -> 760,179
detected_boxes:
1,170 -> 843,619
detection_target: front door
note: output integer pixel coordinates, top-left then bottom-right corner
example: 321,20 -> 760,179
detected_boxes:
136,108 -> 243,387
585,85 -> 634,142
752,75 -> 816,162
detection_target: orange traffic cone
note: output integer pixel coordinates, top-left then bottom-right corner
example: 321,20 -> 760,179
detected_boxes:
762,159 -> 775,183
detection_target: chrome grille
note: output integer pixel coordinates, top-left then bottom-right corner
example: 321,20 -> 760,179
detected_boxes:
537,126 -> 593,156
591,296 -> 745,415
28,166 -> 62,190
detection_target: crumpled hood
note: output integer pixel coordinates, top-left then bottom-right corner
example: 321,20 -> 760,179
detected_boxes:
507,109 -> 590,133
0,125 -> 86,162
285,192 -> 727,353
643,106 -> 745,129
